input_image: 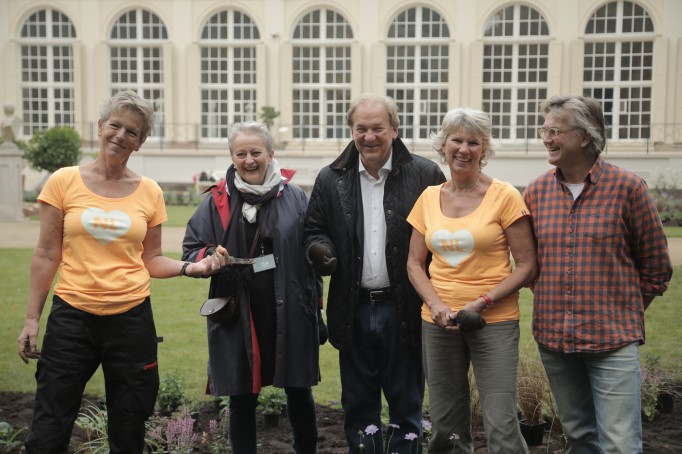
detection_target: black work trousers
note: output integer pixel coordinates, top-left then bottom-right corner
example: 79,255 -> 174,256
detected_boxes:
25,296 -> 160,454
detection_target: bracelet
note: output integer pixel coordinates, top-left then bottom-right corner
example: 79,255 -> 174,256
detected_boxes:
180,262 -> 191,277
480,293 -> 493,310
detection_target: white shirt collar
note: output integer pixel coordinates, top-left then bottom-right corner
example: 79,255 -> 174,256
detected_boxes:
358,150 -> 393,179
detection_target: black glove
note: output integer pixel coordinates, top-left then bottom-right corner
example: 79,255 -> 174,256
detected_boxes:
317,309 -> 328,345
452,310 -> 486,333
308,243 -> 337,276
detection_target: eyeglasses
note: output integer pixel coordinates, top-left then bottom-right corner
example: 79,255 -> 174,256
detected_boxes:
537,127 -> 576,139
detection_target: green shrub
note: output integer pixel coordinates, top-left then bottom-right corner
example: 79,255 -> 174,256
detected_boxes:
157,370 -> 186,414
257,387 -> 286,415
24,126 -> 82,173
0,421 -> 26,453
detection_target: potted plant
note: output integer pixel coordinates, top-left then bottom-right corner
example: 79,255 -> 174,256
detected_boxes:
258,387 -> 287,427
517,357 -> 548,446
640,352 -> 680,421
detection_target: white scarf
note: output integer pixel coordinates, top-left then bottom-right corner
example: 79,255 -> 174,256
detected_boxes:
233,158 -> 284,223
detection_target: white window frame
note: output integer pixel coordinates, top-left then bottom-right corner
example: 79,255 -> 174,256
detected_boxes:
292,8 -> 353,140
198,9 -> 260,142
108,8 -> 168,140
17,8 -> 77,136
481,4 -> 549,142
583,0 -> 655,141
385,6 -> 450,141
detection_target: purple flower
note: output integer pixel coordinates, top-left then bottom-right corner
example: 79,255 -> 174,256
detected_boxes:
422,419 -> 432,430
365,424 -> 379,435
388,423 -> 400,429
404,432 -> 418,441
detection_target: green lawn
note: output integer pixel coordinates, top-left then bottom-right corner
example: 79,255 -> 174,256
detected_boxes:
164,205 -> 201,227
2,245 -> 680,406
664,225 -> 682,238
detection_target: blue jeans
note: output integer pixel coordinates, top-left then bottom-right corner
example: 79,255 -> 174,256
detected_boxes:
539,343 -> 642,454
339,296 -> 425,454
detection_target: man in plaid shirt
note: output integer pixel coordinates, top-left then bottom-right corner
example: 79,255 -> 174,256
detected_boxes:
524,95 -> 672,454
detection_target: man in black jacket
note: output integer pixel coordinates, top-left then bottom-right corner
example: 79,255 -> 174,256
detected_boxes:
304,93 -> 446,453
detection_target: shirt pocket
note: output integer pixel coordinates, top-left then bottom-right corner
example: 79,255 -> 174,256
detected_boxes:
583,210 -> 619,241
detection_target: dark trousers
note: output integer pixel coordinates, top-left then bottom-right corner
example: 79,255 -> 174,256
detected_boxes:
229,386 -> 318,454
339,296 -> 425,453
25,296 -> 159,454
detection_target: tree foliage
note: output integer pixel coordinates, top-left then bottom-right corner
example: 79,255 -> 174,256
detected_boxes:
259,106 -> 280,131
24,126 -> 82,173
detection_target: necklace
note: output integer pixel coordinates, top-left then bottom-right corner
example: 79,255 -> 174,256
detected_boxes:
450,174 -> 480,197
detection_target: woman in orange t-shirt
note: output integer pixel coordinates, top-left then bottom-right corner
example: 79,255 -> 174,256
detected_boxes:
17,90 -> 226,453
407,108 -> 537,454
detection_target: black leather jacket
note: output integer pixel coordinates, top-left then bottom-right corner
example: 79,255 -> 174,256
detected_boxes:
304,138 -> 446,350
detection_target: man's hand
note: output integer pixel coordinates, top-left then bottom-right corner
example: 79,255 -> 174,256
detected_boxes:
317,309 -> 329,345
308,243 -> 337,276
451,310 -> 486,333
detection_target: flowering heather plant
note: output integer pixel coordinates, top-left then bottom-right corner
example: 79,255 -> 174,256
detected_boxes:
201,407 -> 230,454
164,407 -> 198,454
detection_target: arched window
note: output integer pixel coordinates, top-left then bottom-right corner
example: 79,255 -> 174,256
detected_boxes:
482,5 -> 549,141
292,8 -> 353,140
199,10 -> 260,140
18,8 -> 77,135
109,9 -> 168,139
386,7 -> 449,141
584,1 -> 655,140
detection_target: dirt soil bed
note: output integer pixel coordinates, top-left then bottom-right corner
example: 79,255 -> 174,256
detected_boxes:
1,388 -> 680,453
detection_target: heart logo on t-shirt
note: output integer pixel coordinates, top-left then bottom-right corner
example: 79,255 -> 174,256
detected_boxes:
81,208 -> 131,245
431,229 -> 474,267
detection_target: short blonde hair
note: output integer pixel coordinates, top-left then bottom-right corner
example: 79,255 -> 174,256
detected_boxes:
100,90 -> 155,141
431,108 -> 495,168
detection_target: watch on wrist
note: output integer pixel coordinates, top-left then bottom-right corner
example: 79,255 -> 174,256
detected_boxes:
180,261 -> 191,277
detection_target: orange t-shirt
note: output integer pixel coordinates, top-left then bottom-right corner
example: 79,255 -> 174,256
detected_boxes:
39,166 -> 167,315
407,179 -> 529,324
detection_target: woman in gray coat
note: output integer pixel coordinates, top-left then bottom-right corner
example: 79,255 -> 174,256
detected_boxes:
182,122 -> 323,454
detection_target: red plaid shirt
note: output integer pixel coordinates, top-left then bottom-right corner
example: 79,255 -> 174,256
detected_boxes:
524,157 -> 672,353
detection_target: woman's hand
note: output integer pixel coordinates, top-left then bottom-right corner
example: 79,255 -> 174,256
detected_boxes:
187,245 -> 230,277
18,319 -> 41,364
429,301 -> 456,329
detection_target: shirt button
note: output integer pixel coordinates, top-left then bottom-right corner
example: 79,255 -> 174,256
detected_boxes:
567,291 -> 572,295
567,310 -> 572,315
567,271 -> 572,275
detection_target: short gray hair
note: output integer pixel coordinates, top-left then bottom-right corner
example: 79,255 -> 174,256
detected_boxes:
540,95 -> 606,156
228,122 -> 274,154
347,93 -> 400,130
99,90 -> 154,141
431,108 -> 495,168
